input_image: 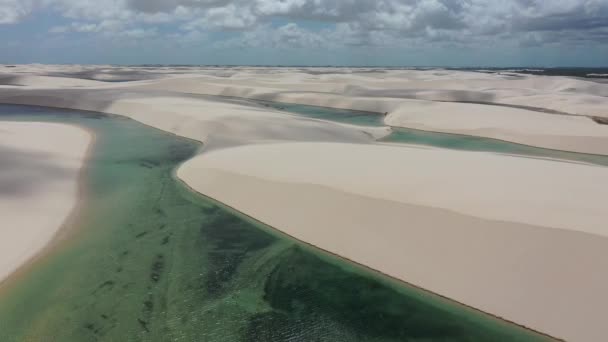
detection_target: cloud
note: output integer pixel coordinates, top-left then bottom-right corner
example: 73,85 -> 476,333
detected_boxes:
0,0 -> 35,24
216,22 -> 327,49
185,4 -> 258,30
2,0 -> 608,49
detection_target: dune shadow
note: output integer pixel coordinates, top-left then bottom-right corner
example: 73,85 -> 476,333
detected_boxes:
0,88 -> 124,115
0,75 -> 23,86
0,142 -> 72,197
46,68 -> 159,82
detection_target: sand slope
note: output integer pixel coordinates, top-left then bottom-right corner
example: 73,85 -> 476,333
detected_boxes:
178,142 -> 608,342
0,122 -> 91,283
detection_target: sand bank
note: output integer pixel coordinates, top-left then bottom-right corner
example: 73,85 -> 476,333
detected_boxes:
0,122 -> 91,283
178,142 -> 608,342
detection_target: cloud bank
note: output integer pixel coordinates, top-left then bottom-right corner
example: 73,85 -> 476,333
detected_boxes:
1,0 -> 608,50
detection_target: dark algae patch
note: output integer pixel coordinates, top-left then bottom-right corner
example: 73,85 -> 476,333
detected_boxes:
255,246 -> 532,341
0,105 -> 549,341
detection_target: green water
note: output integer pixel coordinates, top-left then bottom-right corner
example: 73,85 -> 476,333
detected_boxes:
382,127 -> 608,166
0,105 -> 548,341
256,100 -> 386,127
258,99 -> 608,167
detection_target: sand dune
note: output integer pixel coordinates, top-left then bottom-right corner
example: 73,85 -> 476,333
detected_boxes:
0,90 -> 389,150
178,142 -> 608,342
0,122 -> 90,283
4,65 -> 608,153
1,66 -> 608,341
134,67 -> 608,117
385,100 -> 608,155
131,69 -> 608,154
181,143 -> 608,235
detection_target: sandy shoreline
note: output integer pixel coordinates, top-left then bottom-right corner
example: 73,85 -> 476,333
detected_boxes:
177,142 -> 608,342
184,180 -> 557,341
1,66 -> 607,341
0,121 -> 92,284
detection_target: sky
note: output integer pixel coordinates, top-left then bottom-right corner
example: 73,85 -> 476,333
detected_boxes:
0,0 -> 607,66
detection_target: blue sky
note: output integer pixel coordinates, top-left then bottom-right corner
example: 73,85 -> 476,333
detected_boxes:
1,0 -> 607,66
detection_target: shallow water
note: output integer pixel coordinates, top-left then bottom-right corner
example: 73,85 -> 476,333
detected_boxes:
383,127 -> 608,166
255,100 -> 386,127
0,105 -> 548,341
258,99 -> 608,166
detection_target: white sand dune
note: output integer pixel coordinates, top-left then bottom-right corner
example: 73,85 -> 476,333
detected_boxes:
1,66 -> 608,341
134,67 -> 608,117
131,69 -> 608,154
385,100 -> 608,155
0,122 -> 90,283
0,90 -> 390,150
179,143 -> 608,342
4,66 -> 608,153
181,143 -> 608,236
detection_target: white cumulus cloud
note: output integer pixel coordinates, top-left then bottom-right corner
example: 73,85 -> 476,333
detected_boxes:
1,0 -> 608,48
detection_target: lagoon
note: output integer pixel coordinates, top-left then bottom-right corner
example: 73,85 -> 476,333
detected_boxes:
0,105 -> 548,341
